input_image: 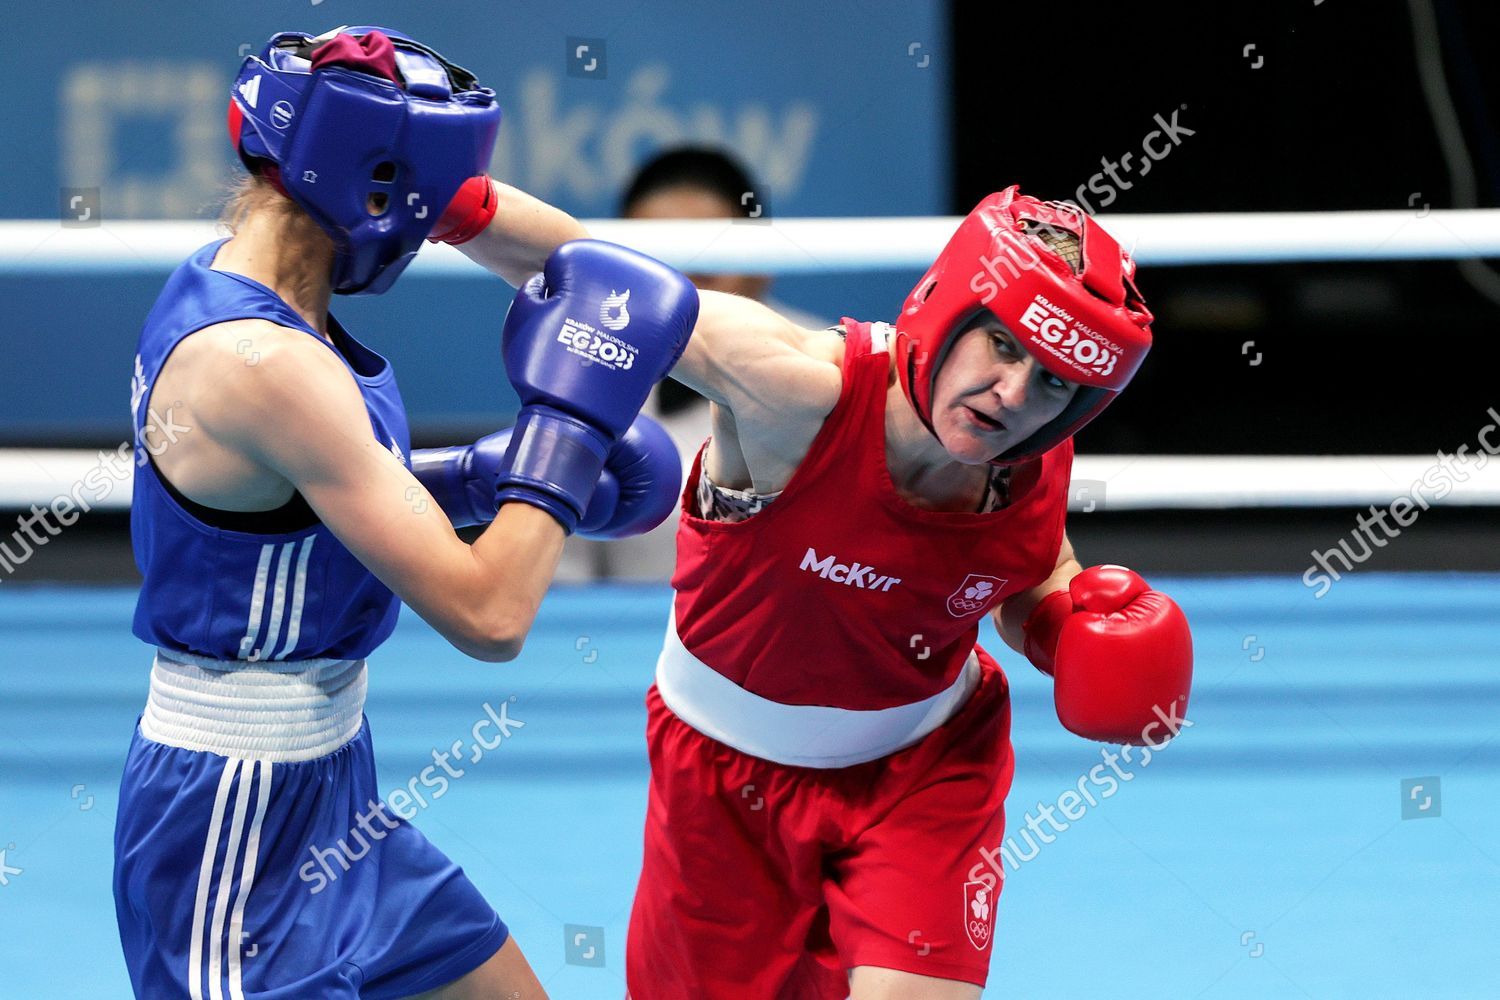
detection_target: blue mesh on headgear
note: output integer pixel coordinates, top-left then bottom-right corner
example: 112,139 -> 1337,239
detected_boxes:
229,26 -> 502,294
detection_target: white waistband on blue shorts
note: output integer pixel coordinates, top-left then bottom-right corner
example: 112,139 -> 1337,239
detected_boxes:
139,648 -> 367,762
654,610 -> 979,769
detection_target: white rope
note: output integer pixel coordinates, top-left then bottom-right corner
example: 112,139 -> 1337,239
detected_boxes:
5,449 -> 1497,512
7,211 -> 1498,510
1065,455 -> 1500,509
3,208 -> 1500,276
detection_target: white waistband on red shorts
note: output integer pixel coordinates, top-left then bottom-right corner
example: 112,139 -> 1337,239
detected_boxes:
139,647 -> 367,762
654,610 -> 979,768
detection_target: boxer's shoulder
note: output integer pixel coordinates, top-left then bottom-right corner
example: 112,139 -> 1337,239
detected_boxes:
703,324 -> 847,492
718,306 -> 841,415
178,319 -> 357,393
171,318 -> 325,369
802,325 -> 849,369
155,318 -> 364,458
753,323 -> 842,426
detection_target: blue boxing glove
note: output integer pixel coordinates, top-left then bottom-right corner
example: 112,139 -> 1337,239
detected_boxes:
410,414 -> 682,538
495,240 -> 698,532
579,412 -> 683,540
410,428 -> 544,530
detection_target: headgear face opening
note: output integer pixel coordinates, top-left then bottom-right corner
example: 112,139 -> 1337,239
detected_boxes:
894,186 -> 1154,465
228,26 -> 502,295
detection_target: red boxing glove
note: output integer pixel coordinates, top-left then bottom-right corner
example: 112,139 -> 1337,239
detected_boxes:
1022,565 -> 1193,745
428,174 -> 498,245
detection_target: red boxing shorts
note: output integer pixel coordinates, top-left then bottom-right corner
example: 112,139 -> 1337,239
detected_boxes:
626,648 -> 1015,999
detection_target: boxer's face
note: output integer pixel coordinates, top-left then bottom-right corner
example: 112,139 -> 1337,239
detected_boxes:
929,316 -> 1078,464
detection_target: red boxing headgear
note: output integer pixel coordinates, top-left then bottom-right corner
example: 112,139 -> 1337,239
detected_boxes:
894,186 -> 1153,465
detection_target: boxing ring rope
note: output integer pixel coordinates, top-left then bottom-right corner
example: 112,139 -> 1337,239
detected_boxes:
2,450 -> 1498,512
5,209 -> 1500,510
5,208 -> 1500,274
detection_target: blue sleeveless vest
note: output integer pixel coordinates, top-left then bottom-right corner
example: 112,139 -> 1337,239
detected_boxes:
131,240 -> 408,661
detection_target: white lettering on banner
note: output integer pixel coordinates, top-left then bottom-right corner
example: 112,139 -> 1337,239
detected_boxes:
61,61 -> 224,217
495,65 -> 818,203
58,59 -> 819,217
799,547 -> 902,592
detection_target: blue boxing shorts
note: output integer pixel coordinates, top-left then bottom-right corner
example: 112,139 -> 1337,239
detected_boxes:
113,653 -> 507,999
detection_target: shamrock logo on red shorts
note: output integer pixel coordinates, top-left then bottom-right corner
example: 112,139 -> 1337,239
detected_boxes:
963,879 -> 996,950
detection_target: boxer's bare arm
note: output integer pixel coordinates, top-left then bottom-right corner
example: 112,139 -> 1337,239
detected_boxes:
451,182 -> 590,288
446,191 -> 837,486
150,320 -> 563,662
995,532 -> 1081,655
670,289 -> 844,490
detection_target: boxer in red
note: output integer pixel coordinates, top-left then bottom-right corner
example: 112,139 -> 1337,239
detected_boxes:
434,183 -> 1194,998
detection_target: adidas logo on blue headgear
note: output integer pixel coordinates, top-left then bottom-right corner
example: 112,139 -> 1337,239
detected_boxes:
228,26 -> 502,295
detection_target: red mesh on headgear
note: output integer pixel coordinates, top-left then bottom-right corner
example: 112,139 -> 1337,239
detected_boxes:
893,186 -> 1154,466
308,30 -> 399,82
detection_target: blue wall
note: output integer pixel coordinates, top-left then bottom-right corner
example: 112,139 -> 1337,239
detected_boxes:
1,1 -> 949,440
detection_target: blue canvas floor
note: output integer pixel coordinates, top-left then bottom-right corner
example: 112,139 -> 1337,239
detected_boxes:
1,574 -> 1497,998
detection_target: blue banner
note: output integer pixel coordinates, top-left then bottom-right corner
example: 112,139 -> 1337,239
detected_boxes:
2,1 -> 949,438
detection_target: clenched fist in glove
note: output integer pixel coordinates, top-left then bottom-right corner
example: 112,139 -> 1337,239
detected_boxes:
494,239 -> 697,533
410,413 -> 682,538
1022,565 -> 1193,745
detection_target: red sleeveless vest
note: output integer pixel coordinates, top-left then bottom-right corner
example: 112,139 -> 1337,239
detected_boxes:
668,319 -> 1071,713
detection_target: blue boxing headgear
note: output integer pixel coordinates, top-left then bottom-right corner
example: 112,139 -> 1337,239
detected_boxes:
228,26 -> 501,295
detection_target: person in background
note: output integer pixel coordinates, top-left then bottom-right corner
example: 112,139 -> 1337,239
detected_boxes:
567,147 -> 828,580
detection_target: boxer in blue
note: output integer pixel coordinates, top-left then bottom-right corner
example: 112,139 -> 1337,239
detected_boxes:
113,26 -> 697,999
